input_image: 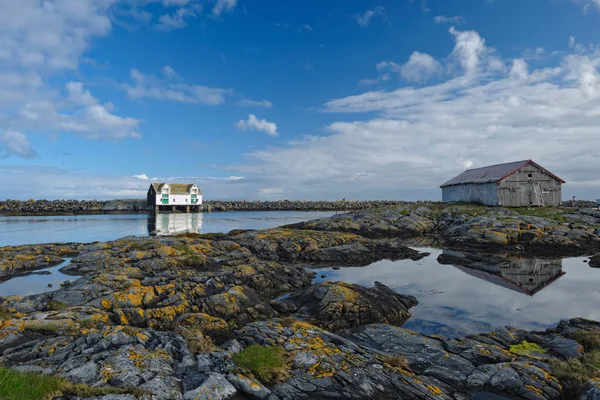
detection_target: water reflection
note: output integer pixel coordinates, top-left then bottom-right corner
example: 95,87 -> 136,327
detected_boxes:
0,259 -> 76,297
438,250 -> 565,296
148,213 -> 204,235
314,248 -> 600,338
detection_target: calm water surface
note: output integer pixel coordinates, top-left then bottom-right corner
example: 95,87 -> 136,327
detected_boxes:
0,211 -> 338,246
0,259 -> 74,297
314,248 -> 600,337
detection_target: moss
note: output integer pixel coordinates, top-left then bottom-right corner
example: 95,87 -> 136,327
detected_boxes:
44,299 -> 68,311
182,254 -> 205,269
0,367 -> 145,400
280,316 -> 297,327
234,345 -> 288,384
509,341 -> 547,358
78,318 -> 96,329
180,329 -> 217,354
24,323 -> 64,335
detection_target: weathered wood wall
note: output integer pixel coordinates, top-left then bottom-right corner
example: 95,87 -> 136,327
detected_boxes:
500,258 -> 563,295
498,164 -> 562,207
442,182 -> 499,205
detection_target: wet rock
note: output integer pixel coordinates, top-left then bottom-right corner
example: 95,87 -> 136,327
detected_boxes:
589,254 -> 600,268
275,281 -> 417,331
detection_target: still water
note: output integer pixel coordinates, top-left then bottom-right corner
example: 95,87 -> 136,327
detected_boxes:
0,259 -> 73,297
315,248 -> 600,337
0,211 -> 338,246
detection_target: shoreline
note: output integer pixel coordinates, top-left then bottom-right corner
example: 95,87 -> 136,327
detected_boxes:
1,198 -> 597,217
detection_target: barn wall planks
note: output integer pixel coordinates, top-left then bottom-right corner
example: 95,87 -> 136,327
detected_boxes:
442,182 -> 499,206
498,164 -> 562,207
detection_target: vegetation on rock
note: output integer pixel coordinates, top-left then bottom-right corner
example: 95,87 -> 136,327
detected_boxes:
234,344 -> 288,384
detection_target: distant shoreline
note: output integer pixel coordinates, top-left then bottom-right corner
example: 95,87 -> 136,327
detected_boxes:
0,198 -> 595,216
0,199 -> 415,216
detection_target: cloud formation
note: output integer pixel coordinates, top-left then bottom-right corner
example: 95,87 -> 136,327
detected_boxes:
355,6 -> 385,27
124,67 -> 231,105
236,114 -> 279,136
213,0 -> 237,16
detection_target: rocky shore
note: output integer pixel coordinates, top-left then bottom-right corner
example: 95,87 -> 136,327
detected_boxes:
2,204 -> 600,399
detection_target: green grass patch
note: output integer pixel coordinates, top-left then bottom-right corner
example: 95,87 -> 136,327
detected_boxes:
511,207 -> 568,222
173,244 -> 194,254
233,345 -> 288,384
182,254 -> 205,269
573,330 -> 600,352
0,367 -> 146,400
509,340 -> 548,357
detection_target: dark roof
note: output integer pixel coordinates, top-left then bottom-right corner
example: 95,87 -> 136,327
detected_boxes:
149,183 -> 202,195
440,160 -> 566,188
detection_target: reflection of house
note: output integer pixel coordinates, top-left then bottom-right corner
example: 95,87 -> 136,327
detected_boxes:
148,213 -> 204,236
440,160 -> 565,206
438,250 -> 565,296
147,183 -> 202,213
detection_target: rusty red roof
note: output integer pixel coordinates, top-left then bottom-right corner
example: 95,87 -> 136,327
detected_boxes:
440,160 -> 566,187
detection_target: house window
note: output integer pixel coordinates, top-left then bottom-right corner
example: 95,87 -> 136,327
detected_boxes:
528,173 -> 533,179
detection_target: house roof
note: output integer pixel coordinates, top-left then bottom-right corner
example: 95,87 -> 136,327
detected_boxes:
440,160 -> 566,188
150,183 -> 202,195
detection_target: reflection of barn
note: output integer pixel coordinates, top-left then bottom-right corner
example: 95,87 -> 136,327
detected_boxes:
148,213 -> 204,236
439,250 -> 565,296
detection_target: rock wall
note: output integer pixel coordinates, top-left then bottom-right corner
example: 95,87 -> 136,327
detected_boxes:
0,199 -> 416,215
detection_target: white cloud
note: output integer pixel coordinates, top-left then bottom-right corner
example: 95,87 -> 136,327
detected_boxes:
156,5 -> 202,30
433,15 -> 465,25
0,130 -> 38,159
510,58 -> 529,80
125,67 -> 231,105
355,6 -> 385,27
359,73 -> 391,87
236,98 -> 273,108
213,0 -> 237,16
236,114 -> 279,137
133,173 -> 150,180
212,30 -> 600,201
399,51 -> 442,82
449,27 -> 489,74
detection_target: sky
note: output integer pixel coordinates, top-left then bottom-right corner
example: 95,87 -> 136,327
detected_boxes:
2,0 -> 600,201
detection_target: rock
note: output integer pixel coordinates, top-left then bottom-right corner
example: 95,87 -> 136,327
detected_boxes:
183,373 -> 238,400
590,254 -> 600,268
227,373 -> 272,399
276,281 -> 417,331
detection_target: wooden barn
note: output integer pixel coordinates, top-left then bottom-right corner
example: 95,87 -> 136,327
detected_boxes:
441,160 -> 565,207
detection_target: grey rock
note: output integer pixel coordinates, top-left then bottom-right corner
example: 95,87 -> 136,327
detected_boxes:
227,373 -> 272,399
65,361 -> 98,384
184,373 -> 237,400
293,352 -> 319,369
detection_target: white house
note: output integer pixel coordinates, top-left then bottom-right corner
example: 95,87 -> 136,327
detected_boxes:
147,183 -> 202,210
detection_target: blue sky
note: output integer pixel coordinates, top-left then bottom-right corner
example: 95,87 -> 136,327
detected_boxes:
2,0 -> 600,200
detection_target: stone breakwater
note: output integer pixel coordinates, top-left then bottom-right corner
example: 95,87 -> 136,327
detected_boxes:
2,206 -> 600,399
1,198 -> 596,216
0,199 -> 415,215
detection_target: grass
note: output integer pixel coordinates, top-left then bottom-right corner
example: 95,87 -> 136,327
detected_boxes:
512,207 -> 568,222
549,331 -> 600,398
44,300 -> 68,311
181,254 -> 205,269
383,354 -> 409,369
551,349 -> 600,398
0,367 -> 146,400
173,244 -> 194,255
280,316 -> 297,327
233,345 -> 288,384
78,318 -> 96,329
